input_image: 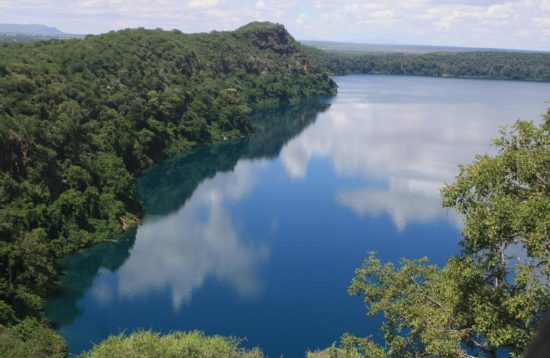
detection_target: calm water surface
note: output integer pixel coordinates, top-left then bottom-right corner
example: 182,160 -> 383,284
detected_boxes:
45,75 -> 550,357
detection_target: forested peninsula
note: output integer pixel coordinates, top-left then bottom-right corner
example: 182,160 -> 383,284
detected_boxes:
0,22 -> 336,356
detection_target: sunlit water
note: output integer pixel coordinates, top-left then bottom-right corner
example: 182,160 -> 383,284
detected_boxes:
45,75 -> 550,357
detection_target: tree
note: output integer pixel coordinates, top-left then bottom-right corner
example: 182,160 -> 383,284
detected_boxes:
343,110 -> 550,357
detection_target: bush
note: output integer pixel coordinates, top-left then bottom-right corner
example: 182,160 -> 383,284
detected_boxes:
0,318 -> 67,358
79,330 -> 263,358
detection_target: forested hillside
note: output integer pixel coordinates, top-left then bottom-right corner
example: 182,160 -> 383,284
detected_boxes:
306,46 -> 550,81
0,21 -> 336,355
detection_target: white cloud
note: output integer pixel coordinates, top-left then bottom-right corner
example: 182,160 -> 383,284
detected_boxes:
534,16 -> 550,26
188,0 -> 222,9
373,9 -> 395,19
0,0 -> 548,50
296,12 -> 308,27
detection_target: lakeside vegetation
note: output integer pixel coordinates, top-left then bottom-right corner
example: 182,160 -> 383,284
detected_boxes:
0,21 -> 336,354
306,47 -> 550,81
1,20 -> 549,357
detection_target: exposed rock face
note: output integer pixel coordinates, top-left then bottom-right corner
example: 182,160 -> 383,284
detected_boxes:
236,22 -> 297,54
235,22 -> 324,76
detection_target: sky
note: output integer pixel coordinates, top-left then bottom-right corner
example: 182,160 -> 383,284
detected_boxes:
0,0 -> 549,51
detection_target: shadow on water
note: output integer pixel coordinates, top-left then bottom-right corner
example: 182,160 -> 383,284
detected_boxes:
139,98 -> 331,216
44,98 -> 331,330
44,228 -> 137,328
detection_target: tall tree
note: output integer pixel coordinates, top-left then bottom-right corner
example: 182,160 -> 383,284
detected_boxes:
344,109 -> 550,357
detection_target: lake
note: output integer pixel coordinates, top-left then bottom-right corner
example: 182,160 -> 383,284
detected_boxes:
45,75 -> 550,357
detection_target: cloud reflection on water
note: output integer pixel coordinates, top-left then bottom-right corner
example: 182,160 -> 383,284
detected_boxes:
110,161 -> 269,310
280,84 -> 546,230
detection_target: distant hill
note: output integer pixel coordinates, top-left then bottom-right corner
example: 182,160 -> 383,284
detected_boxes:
0,24 -> 84,42
302,40 -> 548,55
0,23 -> 64,34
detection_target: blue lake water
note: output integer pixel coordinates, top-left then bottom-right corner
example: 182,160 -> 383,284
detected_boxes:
45,75 -> 550,357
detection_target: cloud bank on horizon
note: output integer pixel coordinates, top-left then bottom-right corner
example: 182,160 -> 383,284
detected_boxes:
0,0 -> 548,50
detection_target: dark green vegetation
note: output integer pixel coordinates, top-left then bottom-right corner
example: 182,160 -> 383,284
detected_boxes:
78,331 -> 263,358
325,110 -> 550,357
0,21 -> 336,354
306,46 -> 550,81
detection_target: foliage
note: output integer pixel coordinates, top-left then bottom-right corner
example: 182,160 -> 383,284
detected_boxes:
306,47 -> 550,81
340,110 -> 550,357
0,22 -> 335,332
78,330 -> 262,358
0,318 -> 68,358
307,345 -> 365,358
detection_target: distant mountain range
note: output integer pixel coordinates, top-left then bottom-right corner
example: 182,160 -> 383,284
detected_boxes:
0,24 -> 85,42
0,23 -> 65,35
